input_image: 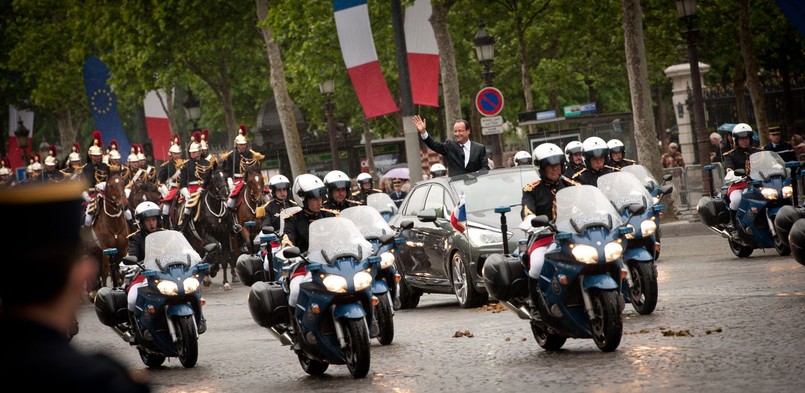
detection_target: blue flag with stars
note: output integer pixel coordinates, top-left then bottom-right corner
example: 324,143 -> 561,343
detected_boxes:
83,56 -> 130,161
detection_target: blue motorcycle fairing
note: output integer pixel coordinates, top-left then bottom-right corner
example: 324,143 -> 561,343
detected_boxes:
582,274 -> 619,290
371,279 -> 389,294
167,303 -> 196,317
623,246 -> 654,263
333,303 -> 367,320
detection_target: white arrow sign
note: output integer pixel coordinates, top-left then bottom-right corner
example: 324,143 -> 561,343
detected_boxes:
481,125 -> 504,135
480,115 -> 503,127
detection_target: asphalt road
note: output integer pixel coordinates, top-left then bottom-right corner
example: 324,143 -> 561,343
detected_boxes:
73,224 -> 805,393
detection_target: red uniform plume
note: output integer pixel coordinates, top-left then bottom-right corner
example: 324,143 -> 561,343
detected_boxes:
107,139 -> 118,152
2,156 -> 11,169
202,129 -> 209,141
48,145 -> 57,158
238,124 -> 247,137
92,130 -> 103,148
193,131 -> 202,144
72,142 -> 81,154
171,134 -> 181,145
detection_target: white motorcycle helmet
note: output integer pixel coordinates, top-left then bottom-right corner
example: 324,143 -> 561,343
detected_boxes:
607,139 -> 625,154
135,201 -> 162,228
513,150 -> 533,166
268,174 -> 291,193
356,172 -> 373,187
323,170 -> 351,191
564,140 -> 584,162
430,163 -> 446,178
532,143 -> 565,177
582,136 -> 609,160
732,123 -> 754,139
292,174 -> 327,207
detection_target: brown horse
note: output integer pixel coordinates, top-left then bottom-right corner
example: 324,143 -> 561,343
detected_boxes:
233,167 -> 265,258
127,179 -> 161,232
82,174 -> 129,298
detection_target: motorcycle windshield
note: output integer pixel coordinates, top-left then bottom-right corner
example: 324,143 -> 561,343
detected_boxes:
367,193 -> 398,216
597,172 -> 654,212
555,185 -> 623,234
619,164 -> 659,191
749,151 -> 787,182
339,205 -> 394,240
143,230 -> 202,271
307,217 -> 373,264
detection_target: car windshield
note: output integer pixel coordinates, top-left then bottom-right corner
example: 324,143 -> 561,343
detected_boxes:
143,230 -> 201,271
367,193 -> 397,215
450,169 -> 539,213
340,206 -> 394,240
749,151 -> 787,181
307,217 -> 373,264
555,185 -> 622,234
619,165 -> 659,191
597,172 -> 654,212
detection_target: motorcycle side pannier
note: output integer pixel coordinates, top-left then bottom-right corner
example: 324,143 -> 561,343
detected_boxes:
236,254 -> 269,287
481,253 -> 528,302
248,281 -> 290,328
94,287 -> 129,327
697,196 -> 727,227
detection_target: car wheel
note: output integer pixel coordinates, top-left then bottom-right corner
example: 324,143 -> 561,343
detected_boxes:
451,250 -> 487,309
398,275 -> 421,309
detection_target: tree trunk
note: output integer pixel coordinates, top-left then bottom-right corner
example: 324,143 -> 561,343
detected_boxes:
429,1 -> 460,136
363,117 -> 378,182
738,0 -> 768,146
56,109 -> 77,161
515,18 -> 535,134
655,83 -> 669,149
732,44 -> 749,124
256,0 -> 307,178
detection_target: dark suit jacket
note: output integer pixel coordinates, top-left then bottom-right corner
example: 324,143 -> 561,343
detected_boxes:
422,135 -> 490,176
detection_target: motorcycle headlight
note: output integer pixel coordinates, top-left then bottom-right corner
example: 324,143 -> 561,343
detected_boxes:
354,270 -> 373,291
782,185 -> 793,199
380,251 -> 395,269
652,196 -> 660,205
760,187 -> 778,200
467,228 -> 504,246
625,224 -> 636,239
604,241 -> 623,262
156,280 -> 179,296
322,274 -> 348,293
640,218 -> 657,237
571,244 -> 598,264
183,277 -> 200,294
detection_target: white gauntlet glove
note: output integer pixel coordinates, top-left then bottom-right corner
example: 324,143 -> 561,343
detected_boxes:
227,177 -> 235,193
181,187 -> 191,200
82,191 -> 92,203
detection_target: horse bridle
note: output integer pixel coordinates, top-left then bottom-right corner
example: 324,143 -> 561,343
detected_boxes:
242,174 -> 263,215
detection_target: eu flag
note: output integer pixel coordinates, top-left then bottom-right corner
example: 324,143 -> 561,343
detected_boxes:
83,56 -> 131,161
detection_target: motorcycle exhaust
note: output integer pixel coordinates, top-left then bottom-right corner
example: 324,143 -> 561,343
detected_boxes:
264,326 -> 294,346
502,301 -> 531,320
706,226 -> 731,239
112,325 -> 135,344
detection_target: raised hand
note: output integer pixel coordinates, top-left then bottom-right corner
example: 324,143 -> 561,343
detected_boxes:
412,115 -> 426,134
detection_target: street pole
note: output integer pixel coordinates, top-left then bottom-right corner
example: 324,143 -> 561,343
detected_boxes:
481,61 -> 503,168
324,95 -> 340,170
684,17 -> 713,197
391,0 -> 423,183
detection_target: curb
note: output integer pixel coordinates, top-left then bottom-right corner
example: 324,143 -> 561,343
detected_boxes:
660,219 -> 713,238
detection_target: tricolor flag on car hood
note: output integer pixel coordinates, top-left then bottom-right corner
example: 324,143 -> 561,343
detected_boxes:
450,193 -> 467,233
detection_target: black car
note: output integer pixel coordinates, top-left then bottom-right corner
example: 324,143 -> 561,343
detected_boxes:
388,166 -> 539,309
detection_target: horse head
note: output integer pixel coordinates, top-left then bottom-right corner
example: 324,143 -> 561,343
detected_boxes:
105,174 -> 129,211
244,167 -> 265,204
129,180 -> 160,207
207,169 -> 229,202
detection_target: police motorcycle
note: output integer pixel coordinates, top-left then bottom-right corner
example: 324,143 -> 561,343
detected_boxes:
482,185 -> 634,352
774,161 -> 805,266
619,164 -> 673,258
366,192 -> 399,222
598,171 -> 671,315
93,230 -> 217,368
247,217 -> 396,378
698,151 -> 797,258
236,206 -> 301,286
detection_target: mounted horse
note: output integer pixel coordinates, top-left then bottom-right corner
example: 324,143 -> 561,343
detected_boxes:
180,166 -> 238,290
82,173 -> 129,298
127,178 -> 160,232
233,166 -> 266,256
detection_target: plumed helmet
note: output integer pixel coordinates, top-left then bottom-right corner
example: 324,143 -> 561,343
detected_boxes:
0,158 -> 10,175
607,139 -> 625,154
356,172 -> 373,185
513,150 -> 532,166
582,136 -> 609,160
127,147 -> 139,163
135,201 -> 161,227
71,142 -> 81,155
30,162 -> 43,171
234,124 -> 248,145
430,163 -> 446,177
89,131 -> 103,156
732,123 -> 754,139
323,170 -> 351,191
533,143 -> 565,176
107,139 -> 118,154
44,155 -> 58,167
292,174 -> 327,206
188,131 -> 202,153
169,134 -> 182,154
69,152 -> 81,162
108,149 -> 121,161
201,129 -> 209,150
268,174 -> 291,193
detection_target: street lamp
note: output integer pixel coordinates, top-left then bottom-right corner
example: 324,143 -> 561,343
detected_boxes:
474,21 -> 502,168
319,79 -> 340,170
183,88 -> 201,132
676,0 -> 713,197
14,117 -> 30,165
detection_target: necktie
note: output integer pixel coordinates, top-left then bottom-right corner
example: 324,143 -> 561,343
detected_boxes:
462,144 -> 469,167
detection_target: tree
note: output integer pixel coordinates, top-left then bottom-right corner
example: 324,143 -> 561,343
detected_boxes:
430,0 -> 461,134
738,0 -> 768,145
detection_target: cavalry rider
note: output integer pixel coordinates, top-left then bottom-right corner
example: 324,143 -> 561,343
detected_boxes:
25,153 -> 41,181
60,143 -> 84,181
722,123 -> 762,224
259,174 -> 296,234
158,134 -> 184,226
135,144 -> 156,183
106,141 -> 131,184
0,157 -> 15,188
521,143 -> 579,317
43,146 -> 64,183
200,129 -> 213,162
323,170 -> 360,212
512,150 -> 533,166
23,161 -> 43,184
82,131 -> 110,226
572,136 -> 618,186
222,124 -> 265,215
606,138 -> 636,169
429,163 -> 447,178
178,132 -> 212,227
352,172 -> 381,205
124,146 -> 141,187
563,140 -> 585,178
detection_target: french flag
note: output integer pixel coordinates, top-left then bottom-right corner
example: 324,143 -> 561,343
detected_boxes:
404,0 -> 440,107
334,0 -> 399,119
450,193 -> 467,233
143,90 -> 172,162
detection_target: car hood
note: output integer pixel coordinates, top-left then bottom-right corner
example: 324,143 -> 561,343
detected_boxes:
466,208 -> 525,236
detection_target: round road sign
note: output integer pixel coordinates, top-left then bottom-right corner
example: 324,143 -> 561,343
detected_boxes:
475,87 -> 504,117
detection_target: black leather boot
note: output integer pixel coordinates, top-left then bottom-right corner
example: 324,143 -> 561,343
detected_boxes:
528,277 -> 542,321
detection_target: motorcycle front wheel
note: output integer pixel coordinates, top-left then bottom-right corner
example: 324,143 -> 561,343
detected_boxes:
375,292 -> 394,345
587,289 -> 623,352
342,318 -> 370,378
530,320 -> 566,351
174,315 -> 199,368
138,348 -> 166,368
628,262 -> 658,315
728,238 -> 753,258
298,353 -> 329,375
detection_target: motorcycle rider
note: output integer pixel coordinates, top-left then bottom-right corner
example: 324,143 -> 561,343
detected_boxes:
323,170 -> 360,212
563,140 -> 585,179
607,139 -> 636,169
259,174 -> 297,234
572,136 -> 618,186
351,172 -> 381,205
521,143 -> 579,316
722,123 -> 762,228
429,163 -> 447,178
512,150 -> 533,166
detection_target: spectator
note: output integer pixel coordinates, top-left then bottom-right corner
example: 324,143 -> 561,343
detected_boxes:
661,142 -> 686,168
709,132 -> 723,163
792,134 -> 804,161
763,127 -> 795,162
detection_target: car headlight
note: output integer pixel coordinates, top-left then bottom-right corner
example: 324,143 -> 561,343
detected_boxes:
354,270 -> 373,291
156,280 -> 179,296
322,274 -> 348,293
625,224 -> 636,239
183,277 -> 200,294
571,244 -> 598,264
380,251 -> 395,269
604,241 -> 623,262
760,187 -> 778,200
782,185 -> 793,199
640,218 -> 657,237
468,228 -> 504,245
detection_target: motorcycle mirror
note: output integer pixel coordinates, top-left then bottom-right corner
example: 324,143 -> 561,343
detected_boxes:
283,247 -> 302,259
531,215 -> 550,227
663,174 -> 673,182
261,226 -> 275,235
659,184 -> 673,195
379,233 -> 395,246
203,243 -> 220,254
400,220 -> 414,230
122,255 -> 138,265
734,169 -> 746,177
628,203 -> 646,215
